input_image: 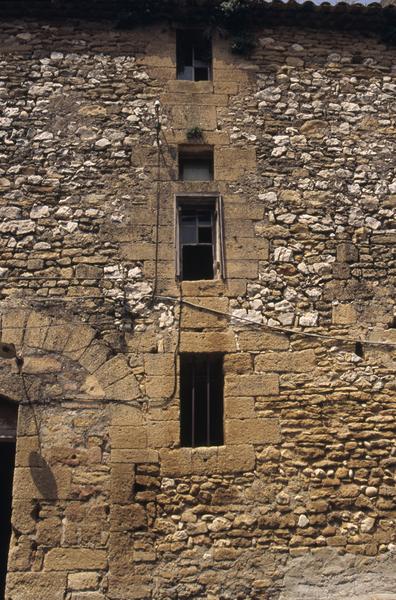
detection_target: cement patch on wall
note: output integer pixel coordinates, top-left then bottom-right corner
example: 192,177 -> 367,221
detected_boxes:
280,548 -> 396,600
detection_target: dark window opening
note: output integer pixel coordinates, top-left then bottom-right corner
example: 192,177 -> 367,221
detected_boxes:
176,196 -> 225,281
178,201 -> 215,280
355,342 -> 364,358
180,353 -> 223,447
177,30 -> 212,81
0,442 -> 16,598
390,316 -> 396,329
179,146 -> 213,181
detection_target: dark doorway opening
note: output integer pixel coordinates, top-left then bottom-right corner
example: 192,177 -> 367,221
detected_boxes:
0,442 -> 16,599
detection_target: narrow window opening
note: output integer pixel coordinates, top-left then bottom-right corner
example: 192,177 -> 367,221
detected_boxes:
355,342 -> 364,358
178,200 -> 214,280
177,30 -> 212,81
180,353 -> 223,448
179,146 -> 214,181
176,196 -> 225,281
390,315 -> 396,329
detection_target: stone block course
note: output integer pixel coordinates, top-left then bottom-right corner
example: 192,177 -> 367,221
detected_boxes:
44,548 -> 107,571
225,374 -> 279,396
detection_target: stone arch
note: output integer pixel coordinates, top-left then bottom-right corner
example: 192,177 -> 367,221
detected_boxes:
0,301 -> 140,403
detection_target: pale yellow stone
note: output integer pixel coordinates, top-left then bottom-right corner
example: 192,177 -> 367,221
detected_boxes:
255,349 -> 316,373
44,548 -> 107,571
225,418 -> 281,445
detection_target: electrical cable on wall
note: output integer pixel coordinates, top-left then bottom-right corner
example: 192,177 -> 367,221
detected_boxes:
2,295 -> 396,348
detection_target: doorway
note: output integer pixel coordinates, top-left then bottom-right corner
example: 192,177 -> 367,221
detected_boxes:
0,442 -> 16,598
0,397 -> 18,600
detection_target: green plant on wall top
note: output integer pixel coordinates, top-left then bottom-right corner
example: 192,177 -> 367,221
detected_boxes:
186,126 -> 204,141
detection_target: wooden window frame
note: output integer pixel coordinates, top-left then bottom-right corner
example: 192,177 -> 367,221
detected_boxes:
176,30 -> 212,82
175,194 -> 226,281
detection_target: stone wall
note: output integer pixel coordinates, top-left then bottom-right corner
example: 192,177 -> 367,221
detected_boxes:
0,14 -> 395,600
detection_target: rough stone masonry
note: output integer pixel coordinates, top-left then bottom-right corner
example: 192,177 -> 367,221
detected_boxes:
0,2 -> 395,599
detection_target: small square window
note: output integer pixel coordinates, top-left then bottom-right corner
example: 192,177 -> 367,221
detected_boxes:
177,30 -> 212,82
180,353 -> 224,447
179,146 -> 213,181
176,196 -> 225,281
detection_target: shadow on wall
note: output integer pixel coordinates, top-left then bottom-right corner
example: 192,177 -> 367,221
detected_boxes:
29,451 -> 58,499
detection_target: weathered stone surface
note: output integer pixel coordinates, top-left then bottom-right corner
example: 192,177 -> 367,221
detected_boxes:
44,549 -> 107,571
1,14 -> 395,600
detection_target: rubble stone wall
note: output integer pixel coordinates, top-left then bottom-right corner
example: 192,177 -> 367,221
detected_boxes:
0,16 -> 395,600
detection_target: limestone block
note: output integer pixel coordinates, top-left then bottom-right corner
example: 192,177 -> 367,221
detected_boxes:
161,92 -> 228,107
145,376 -> 175,398
147,421 -> 179,448
110,463 -> 135,504
215,147 -> 256,181
225,374 -> 279,396
24,311 -> 51,349
79,342 -> 111,374
1,308 -> 29,346
6,572 -> 67,600
15,435 -> 40,467
79,375 -> 105,399
181,297 -> 229,329
105,374 -> 140,402
43,323 -> 74,353
119,242 -> 155,261
167,80 -> 214,93
225,418 -> 281,445
224,397 -> 255,419
213,68 -> 249,83
110,426 -> 147,449
11,499 -> 37,534
180,279 -> 226,297
217,444 -> 255,472
191,447 -> 219,474
170,105 -> 217,130
44,548 -> 107,571
337,242 -> 359,263
68,572 -> 100,591
143,353 -> 175,376
111,449 -> 158,464
332,304 -> 357,325
224,353 -> 252,374
111,405 -> 143,427
110,504 -> 146,532
255,349 -> 316,372
13,464 -> 72,500
107,575 -> 152,599
36,516 -> 62,546
16,405 -> 38,436
226,238 -> 269,261
180,331 -> 236,353
160,448 -> 193,476
70,593 -> 105,600
227,260 -> 258,279
63,324 -> 96,361
94,356 -> 133,388
22,355 -> 62,373
238,331 -> 289,351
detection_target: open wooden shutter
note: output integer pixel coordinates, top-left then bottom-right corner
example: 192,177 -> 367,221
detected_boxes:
175,198 -> 181,279
216,195 -> 226,280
